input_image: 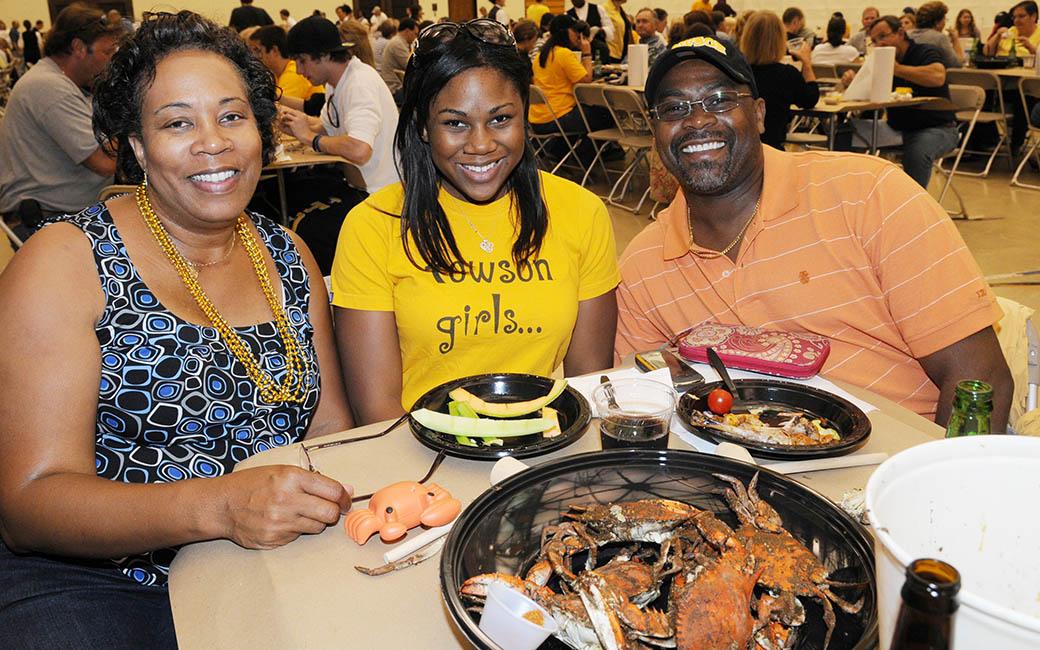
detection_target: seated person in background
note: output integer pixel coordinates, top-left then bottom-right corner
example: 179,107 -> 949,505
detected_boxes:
901,11 -> 916,31
531,15 -> 611,164
372,19 -> 396,72
0,13 -> 354,648
338,19 -> 377,68
848,6 -> 880,54
636,7 -> 666,60
782,6 -> 815,43
841,15 -> 957,188
0,4 -> 121,225
380,17 -> 418,102
711,10 -> 731,41
812,16 -> 861,63
741,11 -> 818,150
952,8 -> 980,39
527,0 -> 551,24
907,1 -> 965,68
984,0 -> 1040,56
332,20 -> 619,423
618,35 -> 1012,430
568,0 -> 615,46
513,18 -> 540,71
582,20 -> 613,64
248,25 -> 325,115
281,16 -> 400,195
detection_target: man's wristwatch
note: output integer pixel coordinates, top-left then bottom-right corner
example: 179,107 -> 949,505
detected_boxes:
311,134 -> 323,153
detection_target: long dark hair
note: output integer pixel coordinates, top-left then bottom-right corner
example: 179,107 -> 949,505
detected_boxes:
92,11 -> 278,184
539,14 -> 577,68
395,25 -> 546,275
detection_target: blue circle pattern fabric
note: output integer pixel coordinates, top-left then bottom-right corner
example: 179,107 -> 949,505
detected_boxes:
51,204 -> 321,588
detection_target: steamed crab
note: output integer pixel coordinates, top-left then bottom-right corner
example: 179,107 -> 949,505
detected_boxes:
459,474 -> 866,650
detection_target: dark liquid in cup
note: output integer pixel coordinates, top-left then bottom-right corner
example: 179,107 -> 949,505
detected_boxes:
600,415 -> 669,450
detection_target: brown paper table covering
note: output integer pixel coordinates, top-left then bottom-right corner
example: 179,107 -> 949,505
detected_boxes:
169,380 -> 942,649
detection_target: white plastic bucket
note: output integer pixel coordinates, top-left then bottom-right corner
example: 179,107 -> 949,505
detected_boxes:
865,436 -> 1040,649
478,582 -> 558,650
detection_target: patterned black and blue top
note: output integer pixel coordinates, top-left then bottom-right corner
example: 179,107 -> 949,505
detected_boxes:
50,203 -> 321,587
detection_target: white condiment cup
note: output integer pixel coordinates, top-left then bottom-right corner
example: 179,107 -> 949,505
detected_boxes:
478,582 -> 557,650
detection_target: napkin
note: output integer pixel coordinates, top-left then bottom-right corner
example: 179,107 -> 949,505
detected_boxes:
566,367 -> 673,418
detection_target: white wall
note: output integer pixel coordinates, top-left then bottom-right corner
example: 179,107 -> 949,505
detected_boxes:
2,0 -> 1009,40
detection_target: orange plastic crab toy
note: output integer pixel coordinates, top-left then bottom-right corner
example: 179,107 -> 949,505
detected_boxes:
343,481 -> 462,545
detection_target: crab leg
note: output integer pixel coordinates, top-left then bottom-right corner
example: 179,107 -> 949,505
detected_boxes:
354,538 -> 445,576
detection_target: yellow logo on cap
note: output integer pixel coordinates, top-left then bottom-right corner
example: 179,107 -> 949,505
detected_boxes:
672,36 -> 726,54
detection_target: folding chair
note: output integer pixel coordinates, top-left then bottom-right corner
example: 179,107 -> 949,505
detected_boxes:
98,184 -> 137,202
940,69 -> 1014,177
931,84 -> 985,219
811,63 -> 839,84
1011,77 -> 1040,190
601,86 -> 656,213
572,83 -> 626,188
527,84 -> 587,177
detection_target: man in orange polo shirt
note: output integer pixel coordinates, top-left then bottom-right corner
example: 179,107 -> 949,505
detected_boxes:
616,35 -> 1013,430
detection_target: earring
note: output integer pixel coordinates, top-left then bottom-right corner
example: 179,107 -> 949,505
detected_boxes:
140,171 -> 148,190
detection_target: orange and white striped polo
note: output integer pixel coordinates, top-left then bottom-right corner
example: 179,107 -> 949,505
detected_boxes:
616,146 -> 1003,418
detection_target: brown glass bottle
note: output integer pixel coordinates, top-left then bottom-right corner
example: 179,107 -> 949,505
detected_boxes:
889,558 -> 960,650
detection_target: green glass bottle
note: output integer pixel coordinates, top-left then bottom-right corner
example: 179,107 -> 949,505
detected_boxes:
593,51 -> 603,78
889,558 -> 960,650
944,379 -> 992,437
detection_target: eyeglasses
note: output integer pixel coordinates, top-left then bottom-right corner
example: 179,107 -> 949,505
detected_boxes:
649,90 -> 753,121
412,18 -> 516,59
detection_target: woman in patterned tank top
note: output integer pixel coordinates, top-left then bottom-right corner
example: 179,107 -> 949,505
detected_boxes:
0,12 -> 354,649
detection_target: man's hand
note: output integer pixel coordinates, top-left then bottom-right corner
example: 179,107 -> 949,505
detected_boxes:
279,106 -> 316,144
1016,35 -> 1037,53
841,69 -> 856,87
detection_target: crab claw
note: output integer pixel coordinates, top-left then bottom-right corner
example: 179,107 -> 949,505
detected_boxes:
460,573 -> 555,602
343,508 -> 382,545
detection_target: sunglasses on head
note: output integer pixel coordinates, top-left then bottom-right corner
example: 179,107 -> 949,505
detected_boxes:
411,18 -> 516,59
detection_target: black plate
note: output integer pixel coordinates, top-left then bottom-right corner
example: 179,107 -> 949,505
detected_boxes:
408,373 -> 591,460
441,450 -> 876,650
677,379 -> 871,460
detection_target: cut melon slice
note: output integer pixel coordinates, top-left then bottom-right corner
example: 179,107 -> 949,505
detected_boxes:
412,409 -> 554,437
448,379 -> 568,418
541,407 -> 562,438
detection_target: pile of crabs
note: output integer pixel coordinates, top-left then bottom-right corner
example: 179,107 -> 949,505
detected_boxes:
461,473 -> 865,650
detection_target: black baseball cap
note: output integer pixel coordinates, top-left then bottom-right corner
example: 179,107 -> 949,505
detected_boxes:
644,35 -> 759,105
286,16 -> 356,56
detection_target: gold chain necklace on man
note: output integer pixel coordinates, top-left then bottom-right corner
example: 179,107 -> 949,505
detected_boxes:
135,182 -> 310,403
688,199 -> 760,259
448,191 -> 500,254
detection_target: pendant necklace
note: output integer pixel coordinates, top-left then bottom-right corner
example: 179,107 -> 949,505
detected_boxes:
688,199 -> 760,259
448,191 -> 500,254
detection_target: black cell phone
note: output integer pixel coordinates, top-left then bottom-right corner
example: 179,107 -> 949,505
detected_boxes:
634,350 -> 704,393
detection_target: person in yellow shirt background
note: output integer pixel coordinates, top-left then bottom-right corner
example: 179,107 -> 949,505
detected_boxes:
690,0 -> 712,13
984,0 -> 1040,55
526,0 -> 551,24
248,25 -> 325,115
603,0 -> 636,61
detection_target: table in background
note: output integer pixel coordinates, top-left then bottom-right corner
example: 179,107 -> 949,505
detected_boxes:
262,150 -> 351,224
168,381 -> 942,650
793,96 -> 951,153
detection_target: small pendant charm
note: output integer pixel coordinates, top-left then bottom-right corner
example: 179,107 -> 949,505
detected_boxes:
480,239 -> 494,253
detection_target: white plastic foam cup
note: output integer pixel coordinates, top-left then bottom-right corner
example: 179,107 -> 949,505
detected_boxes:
478,582 -> 558,650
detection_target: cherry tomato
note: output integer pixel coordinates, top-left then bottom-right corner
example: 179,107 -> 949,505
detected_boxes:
707,388 -> 733,415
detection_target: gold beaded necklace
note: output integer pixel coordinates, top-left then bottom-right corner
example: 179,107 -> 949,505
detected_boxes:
688,199 -> 760,259
135,181 -> 310,404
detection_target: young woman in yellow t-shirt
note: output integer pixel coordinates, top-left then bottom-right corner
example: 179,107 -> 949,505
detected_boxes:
330,19 -> 620,424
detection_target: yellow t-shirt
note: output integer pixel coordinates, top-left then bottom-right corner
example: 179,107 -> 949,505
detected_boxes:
278,60 -> 324,100
330,171 -> 620,409
526,2 -> 551,24
995,26 -> 1040,56
689,0 -> 712,12
530,46 -> 587,124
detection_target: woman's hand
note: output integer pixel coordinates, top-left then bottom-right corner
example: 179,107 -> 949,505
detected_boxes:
579,34 -> 592,55
220,465 -> 353,550
1016,35 -> 1036,53
793,40 -> 812,62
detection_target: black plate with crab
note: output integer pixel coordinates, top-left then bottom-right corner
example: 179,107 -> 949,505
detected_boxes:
441,449 -> 876,650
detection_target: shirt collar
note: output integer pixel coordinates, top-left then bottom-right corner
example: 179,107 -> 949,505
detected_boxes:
658,144 -> 796,260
